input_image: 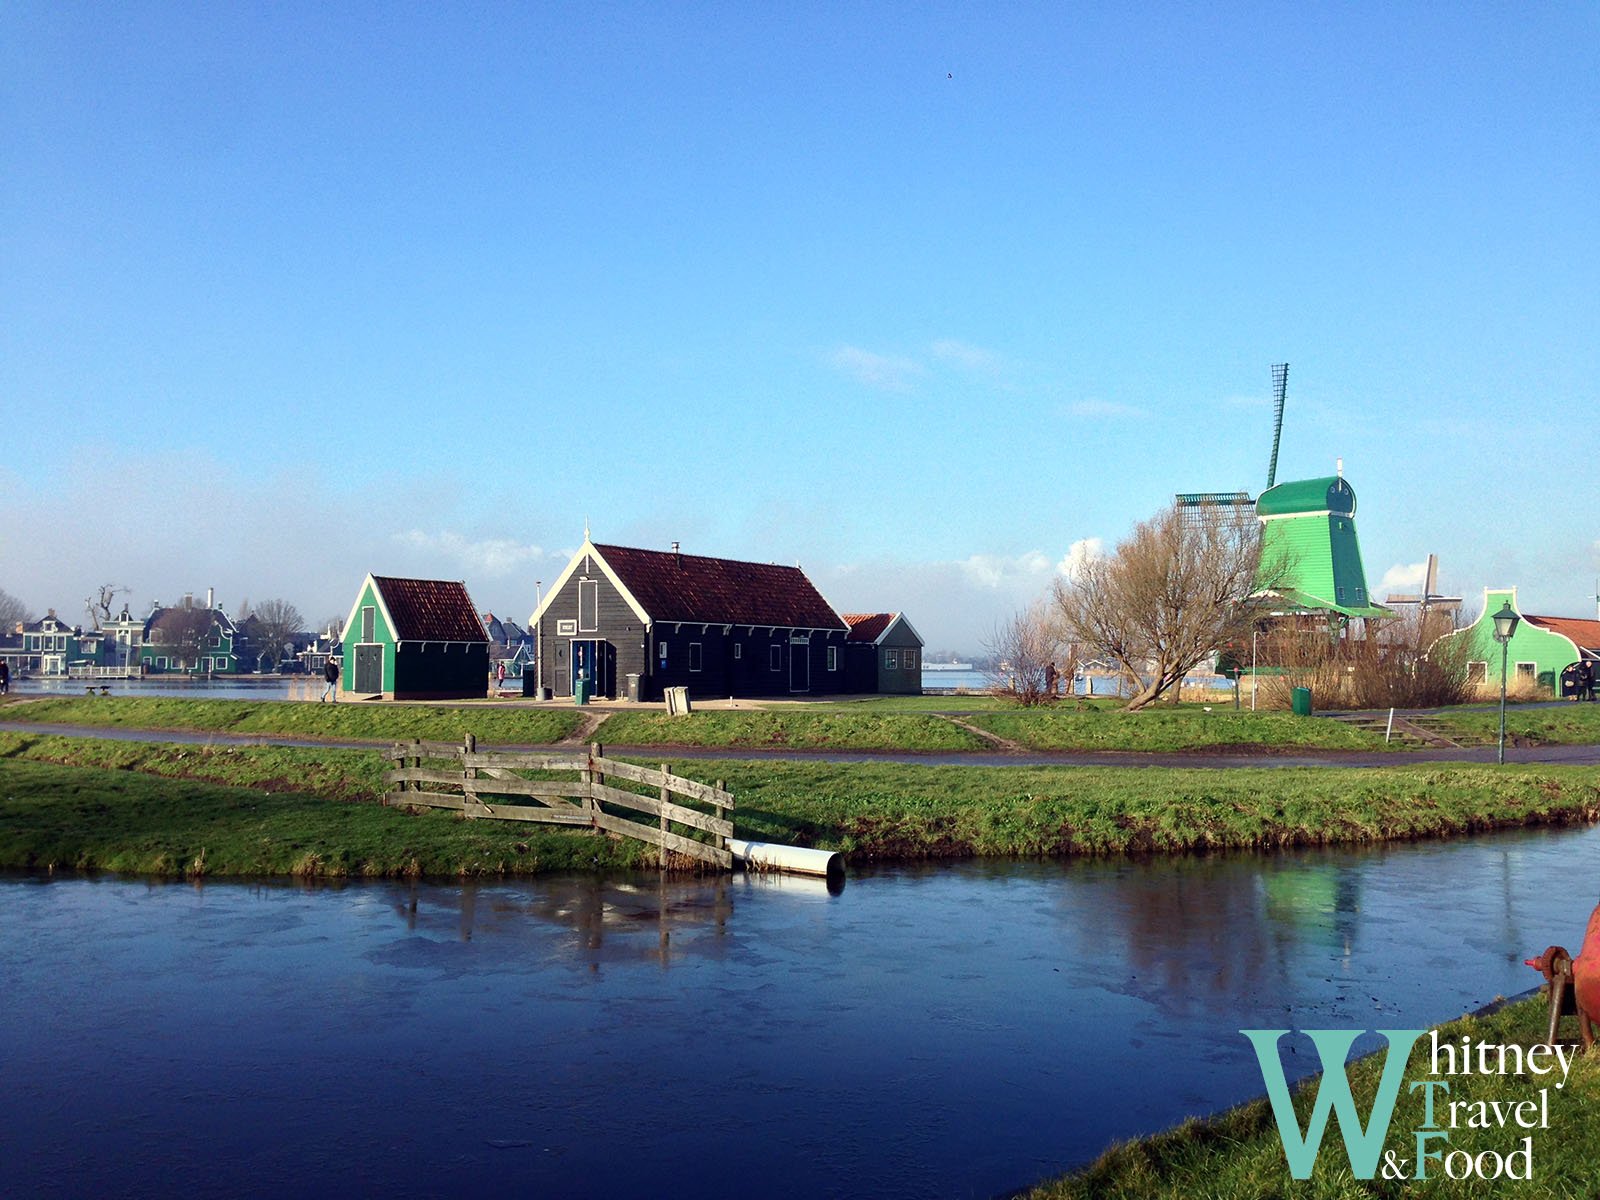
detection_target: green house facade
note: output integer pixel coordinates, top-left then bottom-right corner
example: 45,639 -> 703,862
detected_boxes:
1253,475 -> 1391,620
341,574 -> 489,701
1432,588 -> 1600,693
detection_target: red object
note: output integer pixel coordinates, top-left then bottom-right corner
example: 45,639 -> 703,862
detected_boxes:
1572,900 -> 1600,1049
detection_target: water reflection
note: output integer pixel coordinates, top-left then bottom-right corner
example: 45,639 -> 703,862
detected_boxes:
3,824 -> 1597,1200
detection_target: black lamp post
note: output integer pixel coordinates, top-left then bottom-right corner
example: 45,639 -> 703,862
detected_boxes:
1491,602 -> 1520,765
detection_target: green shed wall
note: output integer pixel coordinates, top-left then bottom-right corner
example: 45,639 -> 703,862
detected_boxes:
1435,589 -> 1578,691
342,580 -> 397,695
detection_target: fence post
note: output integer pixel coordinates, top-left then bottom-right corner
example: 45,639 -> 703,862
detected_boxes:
659,763 -> 670,858
462,733 -> 477,816
715,778 -> 727,855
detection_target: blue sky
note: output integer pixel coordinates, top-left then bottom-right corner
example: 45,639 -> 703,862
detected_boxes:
3,2 -> 1596,650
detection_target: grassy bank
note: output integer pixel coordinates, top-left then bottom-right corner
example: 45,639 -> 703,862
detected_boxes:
2,731 -> 1597,876
1433,703 -> 1600,749
964,708 -> 1393,752
1024,993 -> 1600,1198
596,709 -> 987,750
0,695 -> 582,743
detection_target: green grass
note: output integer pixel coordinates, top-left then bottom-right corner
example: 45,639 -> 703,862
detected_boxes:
1023,994 -> 1600,1198
3,731 -> 1596,875
789,693 -> 1013,712
964,708 -> 1396,752
595,709 -> 988,750
0,695 -> 582,743
1431,703 -> 1600,748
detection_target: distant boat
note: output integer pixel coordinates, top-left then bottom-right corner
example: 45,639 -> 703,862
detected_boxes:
922,662 -> 974,671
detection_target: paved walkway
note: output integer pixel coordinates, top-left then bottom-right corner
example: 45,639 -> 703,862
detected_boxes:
4,720 -> 1599,769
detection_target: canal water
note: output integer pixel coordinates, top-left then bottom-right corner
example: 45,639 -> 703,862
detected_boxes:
5,824 -> 1596,1199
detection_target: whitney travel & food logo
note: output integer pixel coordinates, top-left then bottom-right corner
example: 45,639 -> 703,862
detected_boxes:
1240,1028 -> 1576,1182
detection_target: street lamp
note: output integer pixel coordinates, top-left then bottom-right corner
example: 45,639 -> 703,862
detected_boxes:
1251,629 -> 1259,712
1491,601 -> 1520,765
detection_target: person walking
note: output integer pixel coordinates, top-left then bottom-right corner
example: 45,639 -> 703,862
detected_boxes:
321,656 -> 340,702
0,660 -> 9,695
495,660 -> 506,691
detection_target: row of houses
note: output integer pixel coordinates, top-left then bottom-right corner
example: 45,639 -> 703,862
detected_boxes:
1,592 -> 339,678
341,535 -> 925,702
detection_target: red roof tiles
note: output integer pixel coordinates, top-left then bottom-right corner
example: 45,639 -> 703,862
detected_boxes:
1524,614 -> 1600,653
372,576 -> 486,642
593,544 -> 846,630
842,613 -> 895,643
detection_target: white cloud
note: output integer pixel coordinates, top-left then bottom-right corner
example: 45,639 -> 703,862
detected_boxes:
1057,537 -> 1105,579
826,345 -> 927,392
1377,561 -> 1427,596
393,531 -> 543,577
1068,397 -> 1145,419
930,339 -> 996,371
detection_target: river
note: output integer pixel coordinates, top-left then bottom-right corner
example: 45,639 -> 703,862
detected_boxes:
4,823 -> 1596,1199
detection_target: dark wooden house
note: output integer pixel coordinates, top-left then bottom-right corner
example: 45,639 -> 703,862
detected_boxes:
528,539 -> 850,701
842,612 -> 926,695
341,574 -> 489,701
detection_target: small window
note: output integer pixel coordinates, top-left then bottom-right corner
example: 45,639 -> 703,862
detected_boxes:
1336,587 -> 1346,604
733,643 -> 742,660
886,649 -> 898,670
578,579 -> 599,632
827,645 -> 838,671
1467,661 -> 1487,684
658,641 -> 669,664
903,648 -> 918,671
1355,589 -> 1365,605
770,644 -> 781,671
556,618 -> 577,636
1515,662 -> 1536,681
689,643 -> 702,672
362,606 -> 375,642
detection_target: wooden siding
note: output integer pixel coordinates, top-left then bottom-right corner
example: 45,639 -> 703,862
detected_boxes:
535,553 -> 648,698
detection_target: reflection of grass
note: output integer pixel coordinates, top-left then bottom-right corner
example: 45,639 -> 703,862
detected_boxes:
0,696 -> 581,744
3,732 -> 1597,876
1023,994 -> 1600,1198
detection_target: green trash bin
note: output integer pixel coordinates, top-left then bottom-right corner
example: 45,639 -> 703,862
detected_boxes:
573,679 -> 590,706
1291,686 -> 1312,716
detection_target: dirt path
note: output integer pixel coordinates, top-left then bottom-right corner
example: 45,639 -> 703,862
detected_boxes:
560,709 -> 613,746
939,716 -> 1023,753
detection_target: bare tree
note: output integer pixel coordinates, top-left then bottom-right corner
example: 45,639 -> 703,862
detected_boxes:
249,599 -> 305,671
1052,501 -> 1279,711
0,587 -> 32,633
983,601 -> 1072,706
84,582 -> 128,630
149,606 -> 217,671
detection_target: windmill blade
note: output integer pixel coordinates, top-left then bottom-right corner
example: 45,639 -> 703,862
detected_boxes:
1266,362 -> 1289,490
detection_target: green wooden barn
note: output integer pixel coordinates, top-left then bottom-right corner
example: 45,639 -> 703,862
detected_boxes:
1432,588 -> 1600,693
341,574 -> 489,701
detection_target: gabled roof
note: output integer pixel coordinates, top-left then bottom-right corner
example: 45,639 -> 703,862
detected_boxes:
592,543 -> 847,630
368,576 -> 486,642
843,613 -> 895,643
1524,614 -> 1600,653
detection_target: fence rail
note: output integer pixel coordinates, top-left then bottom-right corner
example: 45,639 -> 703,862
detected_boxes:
382,738 -> 733,869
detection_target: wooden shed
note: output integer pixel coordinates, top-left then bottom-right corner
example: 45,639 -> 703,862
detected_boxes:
842,613 -> 926,695
341,574 -> 489,701
527,537 -> 849,701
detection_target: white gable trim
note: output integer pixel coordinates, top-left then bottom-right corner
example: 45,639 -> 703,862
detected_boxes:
343,573 -> 401,643
529,538 -> 652,628
876,612 -> 926,648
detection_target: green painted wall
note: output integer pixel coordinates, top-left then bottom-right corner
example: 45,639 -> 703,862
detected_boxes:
1260,513 -> 1374,609
342,579 -> 397,695
1433,588 -> 1578,691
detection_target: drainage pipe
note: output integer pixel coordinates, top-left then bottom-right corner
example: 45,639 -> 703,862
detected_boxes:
726,838 -> 843,880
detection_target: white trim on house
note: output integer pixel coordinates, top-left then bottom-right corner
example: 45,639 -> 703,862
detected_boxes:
529,538 -> 653,629
343,573 -> 402,647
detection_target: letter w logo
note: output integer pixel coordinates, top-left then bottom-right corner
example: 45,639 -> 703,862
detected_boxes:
1240,1029 -> 1424,1180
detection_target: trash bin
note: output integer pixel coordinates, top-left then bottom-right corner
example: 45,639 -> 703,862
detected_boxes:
1291,686 -> 1312,716
626,673 -> 641,703
522,671 -> 536,698
574,679 -> 590,706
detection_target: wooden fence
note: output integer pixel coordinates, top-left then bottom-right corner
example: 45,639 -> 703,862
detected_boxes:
382,737 -> 734,869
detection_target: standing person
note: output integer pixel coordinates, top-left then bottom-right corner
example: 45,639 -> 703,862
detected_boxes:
321,655 -> 339,702
495,660 -> 506,691
0,659 -> 9,695
1580,659 -> 1595,703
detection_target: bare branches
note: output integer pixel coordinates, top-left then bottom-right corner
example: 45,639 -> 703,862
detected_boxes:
983,602 -> 1074,705
249,599 -> 305,670
1052,501 -> 1270,711
0,588 -> 32,633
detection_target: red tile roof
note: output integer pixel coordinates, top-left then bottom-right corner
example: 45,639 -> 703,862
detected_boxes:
372,576 -> 487,642
593,544 -> 846,630
1524,614 -> 1600,652
842,612 -> 895,643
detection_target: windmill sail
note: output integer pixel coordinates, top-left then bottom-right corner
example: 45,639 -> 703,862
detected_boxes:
1266,362 -> 1289,490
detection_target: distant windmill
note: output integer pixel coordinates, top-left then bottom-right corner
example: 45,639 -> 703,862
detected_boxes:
1385,554 -> 1463,616
1265,362 -> 1289,490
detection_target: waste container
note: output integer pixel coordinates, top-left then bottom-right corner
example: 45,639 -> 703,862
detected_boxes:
626,673 -> 641,703
574,679 -> 590,706
522,672 -> 536,698
1291,686 -> 1312,716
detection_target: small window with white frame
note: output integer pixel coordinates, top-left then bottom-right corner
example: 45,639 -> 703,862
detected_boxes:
827,645 -> 838,671
1467,661 -> 1487,684
1515,662 -> 1536,682
658,641 -> 669,665
734,643 -> 742,660
885,649 -> 898,669
902,648 -> 918,671
769,644 -> 781,671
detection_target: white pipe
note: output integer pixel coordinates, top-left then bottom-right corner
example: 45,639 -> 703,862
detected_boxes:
726,838 -> 843,879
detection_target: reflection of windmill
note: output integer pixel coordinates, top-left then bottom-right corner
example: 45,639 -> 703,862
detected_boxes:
1384,554 -> 1463,619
